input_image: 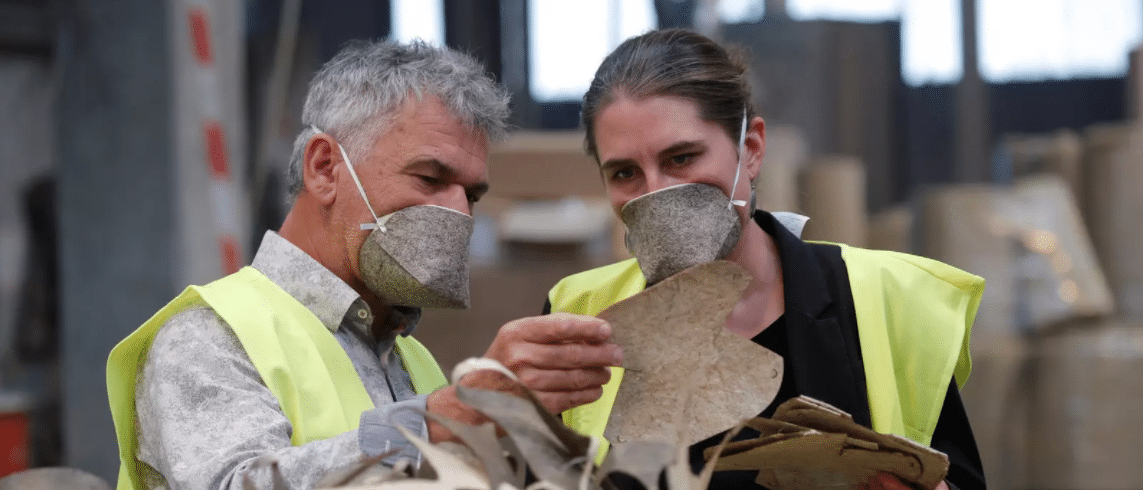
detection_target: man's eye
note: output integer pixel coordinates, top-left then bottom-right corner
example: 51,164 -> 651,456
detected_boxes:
467,193 -> 480,204
418,174 -> 442,186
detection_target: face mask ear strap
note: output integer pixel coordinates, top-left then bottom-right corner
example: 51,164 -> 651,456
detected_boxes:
727,107 -> 750,210
310,125 -> 386,232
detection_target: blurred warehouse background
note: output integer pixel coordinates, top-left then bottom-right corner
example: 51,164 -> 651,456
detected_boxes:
1,0 -> 1142,487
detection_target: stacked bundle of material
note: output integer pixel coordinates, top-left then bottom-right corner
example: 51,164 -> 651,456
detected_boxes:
1014,124 -> 1143,490
705,397 -> 949,490
754,126 -> 809,215
799,155 -> 867,247
867,205 -> 914,254
921,124 -> 1142,490
1028,321 -> 1143,490
1002,130 -> 1083,205
1081,124 -> 1143,319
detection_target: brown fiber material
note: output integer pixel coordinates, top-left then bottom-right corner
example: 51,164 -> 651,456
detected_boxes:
707,396 -> 949,490
596,261 -> 783,447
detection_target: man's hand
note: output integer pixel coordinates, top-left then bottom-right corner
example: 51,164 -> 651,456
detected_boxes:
864,473 -> 950,490
482,313 -> 622,414
424,313 -> 621,443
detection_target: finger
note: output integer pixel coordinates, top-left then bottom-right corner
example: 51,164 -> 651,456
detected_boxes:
518,366 -> 612,392
507,313 -> 612,344
534,387 -> 605,414
500,342 -> 623,371
492,342 -> 621,375
455,368 -> 520,392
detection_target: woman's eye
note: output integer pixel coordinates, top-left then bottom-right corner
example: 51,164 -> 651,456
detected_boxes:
610,167 -> 636,182
668,153 -> 695,166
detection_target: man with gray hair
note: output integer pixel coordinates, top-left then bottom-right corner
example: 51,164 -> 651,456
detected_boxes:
107,40 -> 622,490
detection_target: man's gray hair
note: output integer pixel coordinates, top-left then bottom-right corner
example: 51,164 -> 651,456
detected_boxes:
287,39 -> 511,199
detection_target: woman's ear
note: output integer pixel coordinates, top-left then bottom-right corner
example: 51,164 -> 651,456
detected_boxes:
302,133 -> 342,206
745,116 -> 767,182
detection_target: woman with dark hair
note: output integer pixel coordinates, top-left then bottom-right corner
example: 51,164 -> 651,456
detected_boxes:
545,29 -> 986,490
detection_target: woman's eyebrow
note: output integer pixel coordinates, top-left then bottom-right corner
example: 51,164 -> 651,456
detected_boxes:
657,140 -> 704,159
599,140 -> 705,171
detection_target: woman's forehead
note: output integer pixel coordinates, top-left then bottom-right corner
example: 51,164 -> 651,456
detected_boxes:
595,95 -> 726,152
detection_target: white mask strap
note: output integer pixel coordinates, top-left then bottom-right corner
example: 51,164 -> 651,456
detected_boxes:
310,125 -> 387,232
727,107 -> 749,210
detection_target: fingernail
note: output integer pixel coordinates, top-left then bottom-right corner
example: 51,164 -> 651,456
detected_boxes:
611,345 -> 624,365
598,322 -> 612,337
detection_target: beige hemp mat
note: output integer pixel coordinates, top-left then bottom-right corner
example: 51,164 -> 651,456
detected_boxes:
596,261 -> 783,447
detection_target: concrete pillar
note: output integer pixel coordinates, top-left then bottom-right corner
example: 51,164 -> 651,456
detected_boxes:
55,0 -> 174,481
56,0 -> 248,480
499,0 -> 542,128
954,0 -> 991,183
723,20 -> 904,211
445,0 -> 502,81
654,0 -> 696,29
764,0 -> 787,19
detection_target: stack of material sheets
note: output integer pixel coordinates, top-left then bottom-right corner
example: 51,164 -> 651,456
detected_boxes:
706,397 -> 949,490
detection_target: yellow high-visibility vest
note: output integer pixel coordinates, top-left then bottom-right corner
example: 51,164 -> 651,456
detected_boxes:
550,244 -> 983,460
106,267 -> 448,490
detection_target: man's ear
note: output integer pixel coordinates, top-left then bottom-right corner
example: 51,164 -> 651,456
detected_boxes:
302,133 -> 341,206
744,116 -> 767,182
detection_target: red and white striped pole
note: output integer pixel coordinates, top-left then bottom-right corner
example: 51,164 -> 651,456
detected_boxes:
173,0 -> 248,283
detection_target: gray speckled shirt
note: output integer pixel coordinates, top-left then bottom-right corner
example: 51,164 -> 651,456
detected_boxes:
135,231 -> 430,490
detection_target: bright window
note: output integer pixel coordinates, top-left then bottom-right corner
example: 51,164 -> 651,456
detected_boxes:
391,0 -> 445,45
527,0 -> 1143,93
791,0 -> 1143,85
718,0 -> 767,24
789,0 -> 902,21
978,0 -> 1143,82
528,0 -> 656,102
900,0 -> 963,85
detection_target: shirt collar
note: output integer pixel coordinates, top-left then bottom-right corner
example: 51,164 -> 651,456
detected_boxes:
251,231 -> 368,334
753,210 -> 832,319
251,231 -> 422,338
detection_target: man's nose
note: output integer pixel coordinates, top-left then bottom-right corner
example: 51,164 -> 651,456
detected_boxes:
440,186 -> 473,215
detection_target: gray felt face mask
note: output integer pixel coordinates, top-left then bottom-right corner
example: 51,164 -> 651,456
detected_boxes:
621,183 -> 743,285
317,127 -> 474,309
620,108 -> 752,285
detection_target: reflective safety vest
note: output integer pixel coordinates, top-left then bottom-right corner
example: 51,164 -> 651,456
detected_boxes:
106,267 -> 448,490
550,244 -> 983,460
